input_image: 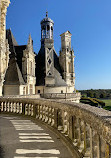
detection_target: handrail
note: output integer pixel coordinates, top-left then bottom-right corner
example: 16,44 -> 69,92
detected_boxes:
0,97 -> 111,158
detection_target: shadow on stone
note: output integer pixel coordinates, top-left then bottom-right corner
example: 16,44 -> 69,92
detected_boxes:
0,146 -> 5,158
102,116 -> 111,119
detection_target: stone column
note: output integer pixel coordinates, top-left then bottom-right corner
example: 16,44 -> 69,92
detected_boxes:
97,135 -> 101,158
90,127 -> 93,158
53,108 -> 58,129
69,116 -> 74,140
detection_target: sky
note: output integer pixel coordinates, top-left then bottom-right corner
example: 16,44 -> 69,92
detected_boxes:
6,0 -> 111,90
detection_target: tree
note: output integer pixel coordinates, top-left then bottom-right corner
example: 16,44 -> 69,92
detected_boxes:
99,93 -> 106,99
87,91 -> 94,98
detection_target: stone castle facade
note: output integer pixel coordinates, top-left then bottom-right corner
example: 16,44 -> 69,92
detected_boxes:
0,0 -> 80,102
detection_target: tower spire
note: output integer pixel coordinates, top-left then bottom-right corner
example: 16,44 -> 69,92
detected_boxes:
46,10 -> 48,17
27,34 -> 33,51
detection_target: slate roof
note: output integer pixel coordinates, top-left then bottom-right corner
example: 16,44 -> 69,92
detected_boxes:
4,57 -> 25,85
15,45 -> 26,73
5,29 -> 25,85
36,47 -> 67,86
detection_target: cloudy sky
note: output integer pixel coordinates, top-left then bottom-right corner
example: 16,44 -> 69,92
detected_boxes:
6,0 -> 111,90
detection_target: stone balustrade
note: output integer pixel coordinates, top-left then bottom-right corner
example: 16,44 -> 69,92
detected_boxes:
0,97 -> 111,158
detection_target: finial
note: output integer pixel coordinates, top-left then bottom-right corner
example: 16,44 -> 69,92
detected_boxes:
27,33 -> 33,51
46,10 -> 48,17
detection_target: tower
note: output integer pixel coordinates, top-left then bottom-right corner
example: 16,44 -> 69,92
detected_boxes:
59,31 -> 75,87
40,12 -> 55,86
0,0 -> 10,96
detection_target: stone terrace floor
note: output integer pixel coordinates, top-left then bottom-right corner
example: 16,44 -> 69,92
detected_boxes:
0,114 -> 73,158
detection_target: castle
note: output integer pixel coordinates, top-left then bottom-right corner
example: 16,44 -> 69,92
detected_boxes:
0,0 -> 80,102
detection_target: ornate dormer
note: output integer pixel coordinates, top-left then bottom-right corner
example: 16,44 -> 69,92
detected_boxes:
22,34 -> 35,83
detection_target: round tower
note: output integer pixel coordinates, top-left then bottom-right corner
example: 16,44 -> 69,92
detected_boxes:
41,11 -> 54,40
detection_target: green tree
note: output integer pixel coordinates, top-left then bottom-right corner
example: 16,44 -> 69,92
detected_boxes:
87,91 -> 94,98
99,93 -> 106,99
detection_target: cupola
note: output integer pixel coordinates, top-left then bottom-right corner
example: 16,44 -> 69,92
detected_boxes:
41,12 -> 54,39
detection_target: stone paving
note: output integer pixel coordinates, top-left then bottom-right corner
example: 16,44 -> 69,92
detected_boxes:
0,114 -> 73,158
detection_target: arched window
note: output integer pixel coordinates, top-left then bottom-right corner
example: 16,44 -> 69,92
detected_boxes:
68,62 -> 71,73
29,61 -> 33,75
47,25 -> 50,31
51,26 -> 53,39
46,25 -> 50,38
23,87 -> 26,95
42,25 -> 46,38
42,25 -> 46,30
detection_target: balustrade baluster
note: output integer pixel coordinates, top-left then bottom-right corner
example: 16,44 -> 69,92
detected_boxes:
13,103 -> 16,113
17,103 -> 19,113
28,104 -> 31,115
78,119 -> 84,153
90,127 -> 93,158
62,111 -> 68,134
39,105 -> 42,120
7,102 -> 10,112
22,103 -> 25,115
97,135 -> 101,158
4,102 -> 7,112
36,104 -> 39,118
25,104 -> 28,115
58,109 -> 63,131
31,104 -> 34,116
1,102 -> 3,112
48,107 -> 52,125
32,104 -> 36,117
9,102 -> 11,112
73,117 -> 80,147
53,108 -> 58,129
45,105 -> 48,122
10,102 -> 13,112
19,103 -> 22,114
42,105 -> 45,121
84,124 -> 91,157
91,130 -> 99,158
51,107 -> 55,126
69,116 -> 74,140
37,104 -> 40,119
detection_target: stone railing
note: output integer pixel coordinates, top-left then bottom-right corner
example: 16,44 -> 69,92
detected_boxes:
41,92 -> 81,102
0,98 -> 111,158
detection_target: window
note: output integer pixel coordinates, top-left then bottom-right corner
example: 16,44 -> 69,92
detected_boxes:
46,25 -> 50,38
29,61 -> 33,75
42,26 -> 46,38
38,90 -> 40,94
61,90 -> 63,94
23,87 -> 26,95
68,62 -> 71,73
47,25 -> 50,31
30,84 -> 33,95
51,26 -> 53,39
